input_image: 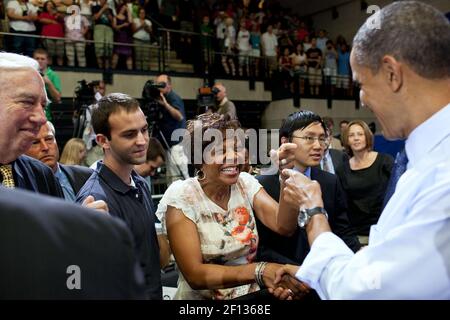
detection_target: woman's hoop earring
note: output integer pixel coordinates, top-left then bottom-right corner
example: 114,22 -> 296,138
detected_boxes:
197,169 -> 206,181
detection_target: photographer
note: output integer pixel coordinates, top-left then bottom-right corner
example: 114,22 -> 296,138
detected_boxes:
212,82 -> 237,120
78,80 -> 106,166
154,74 -> 189,183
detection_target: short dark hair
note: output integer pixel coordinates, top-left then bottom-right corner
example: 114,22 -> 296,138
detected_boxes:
280,110 -> 327,141
352,1 -> 450,79
91,93 -> 141,140
33,48 -> 49,58
340,120 -> 349,126
147,137 -> 165,162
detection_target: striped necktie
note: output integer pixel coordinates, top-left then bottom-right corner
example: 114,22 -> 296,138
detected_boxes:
0,164 -> 15,188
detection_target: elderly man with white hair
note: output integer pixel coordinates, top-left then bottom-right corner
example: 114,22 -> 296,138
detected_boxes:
0,52 -> 107,210
0,51 -> 63,196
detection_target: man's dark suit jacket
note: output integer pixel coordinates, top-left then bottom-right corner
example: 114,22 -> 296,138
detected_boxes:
12,155 -> 63,198
60,164 -> 93,195
329,148 -> 349,173
256,168 -> 361,265
0,187 -> 145,299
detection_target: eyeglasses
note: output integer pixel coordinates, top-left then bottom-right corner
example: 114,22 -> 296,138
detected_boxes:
292,135 -> 328,147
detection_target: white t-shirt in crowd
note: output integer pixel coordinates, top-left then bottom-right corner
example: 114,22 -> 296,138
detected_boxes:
7,0 -> 38,32
133,18 -> 152,41
261,32 -> 277,57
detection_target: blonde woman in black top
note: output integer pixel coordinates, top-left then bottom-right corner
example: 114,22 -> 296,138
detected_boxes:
336,120 -> 393,243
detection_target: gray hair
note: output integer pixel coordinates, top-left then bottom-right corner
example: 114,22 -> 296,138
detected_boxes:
0,51 -> 39,71
46,121 -> 56,135
352,1 -> 450,79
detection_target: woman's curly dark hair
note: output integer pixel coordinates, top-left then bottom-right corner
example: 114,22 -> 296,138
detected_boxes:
184,113 -> 241,170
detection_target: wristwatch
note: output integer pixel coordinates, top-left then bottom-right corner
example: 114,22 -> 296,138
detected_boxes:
298,207 -> 328,228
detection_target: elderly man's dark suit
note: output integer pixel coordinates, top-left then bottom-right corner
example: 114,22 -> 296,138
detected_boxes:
256,167 -> 361,265
12,155 -> 63,198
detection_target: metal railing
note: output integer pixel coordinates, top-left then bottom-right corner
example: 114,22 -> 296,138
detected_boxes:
1,29 -> 356,100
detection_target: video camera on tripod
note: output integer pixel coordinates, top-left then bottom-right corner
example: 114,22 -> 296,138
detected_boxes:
141,80 -> 167,132
73,80 -> 101,138
196,85 -> 220,114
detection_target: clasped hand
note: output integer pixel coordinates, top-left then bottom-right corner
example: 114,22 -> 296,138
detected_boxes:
263,263 -> 310,300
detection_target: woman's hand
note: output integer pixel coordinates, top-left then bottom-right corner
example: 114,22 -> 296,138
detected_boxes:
262,263 -> 308,299
269,264 -> 310,300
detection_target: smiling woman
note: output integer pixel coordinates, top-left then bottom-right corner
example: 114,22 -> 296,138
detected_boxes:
155,113 -> 308,300
336,120 -> 393,240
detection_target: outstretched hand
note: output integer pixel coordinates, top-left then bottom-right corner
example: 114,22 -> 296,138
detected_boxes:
82,195 -> 109,213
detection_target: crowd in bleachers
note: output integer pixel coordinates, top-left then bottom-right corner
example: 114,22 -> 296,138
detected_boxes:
0,0 -> 353,94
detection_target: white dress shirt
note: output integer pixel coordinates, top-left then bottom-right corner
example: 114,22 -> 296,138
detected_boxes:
296,103 -> 450,299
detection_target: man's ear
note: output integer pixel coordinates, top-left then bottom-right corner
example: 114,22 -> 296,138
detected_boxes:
96,134 -> 110,150
281,136 -> 288,144
382,55 -> 403,92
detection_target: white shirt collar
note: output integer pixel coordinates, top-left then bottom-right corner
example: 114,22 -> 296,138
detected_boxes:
406,103 -> 450,169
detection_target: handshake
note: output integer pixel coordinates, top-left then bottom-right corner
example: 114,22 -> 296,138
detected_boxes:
256,262 -> 307,300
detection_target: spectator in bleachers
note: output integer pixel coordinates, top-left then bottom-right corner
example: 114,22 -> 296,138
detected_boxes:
278,46 -> 292,89
261,24 -> 277,76
316,29 -> 328,54
60,137 -> 88,166
112,3 -> 133,70
222,16 -> 236,76
178,0 -> 195,62
249,22 -> 261,76
39,1 -> 65,66
323,40 -> 338,95
277,29 -> 293,52
306,37 -> 322,96
199,14 -> 213,72
64,5 -> 90,67
337,42 -> 352,96
237,19 -> 251,77
302,34 -> 311,51
214,10 -> 226,53
132,7 -> 152,71
295,21 -> 308,43
6,0 -> 39,57
92,0 -> 114,68
336,120 -> 394,244
33,48 -> 61,121
78,0 -> 94,20
0,0 -> 5,50
290,42 -> 307,95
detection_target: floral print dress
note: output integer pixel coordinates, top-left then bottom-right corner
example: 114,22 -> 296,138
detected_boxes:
156,172 -> 263,300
